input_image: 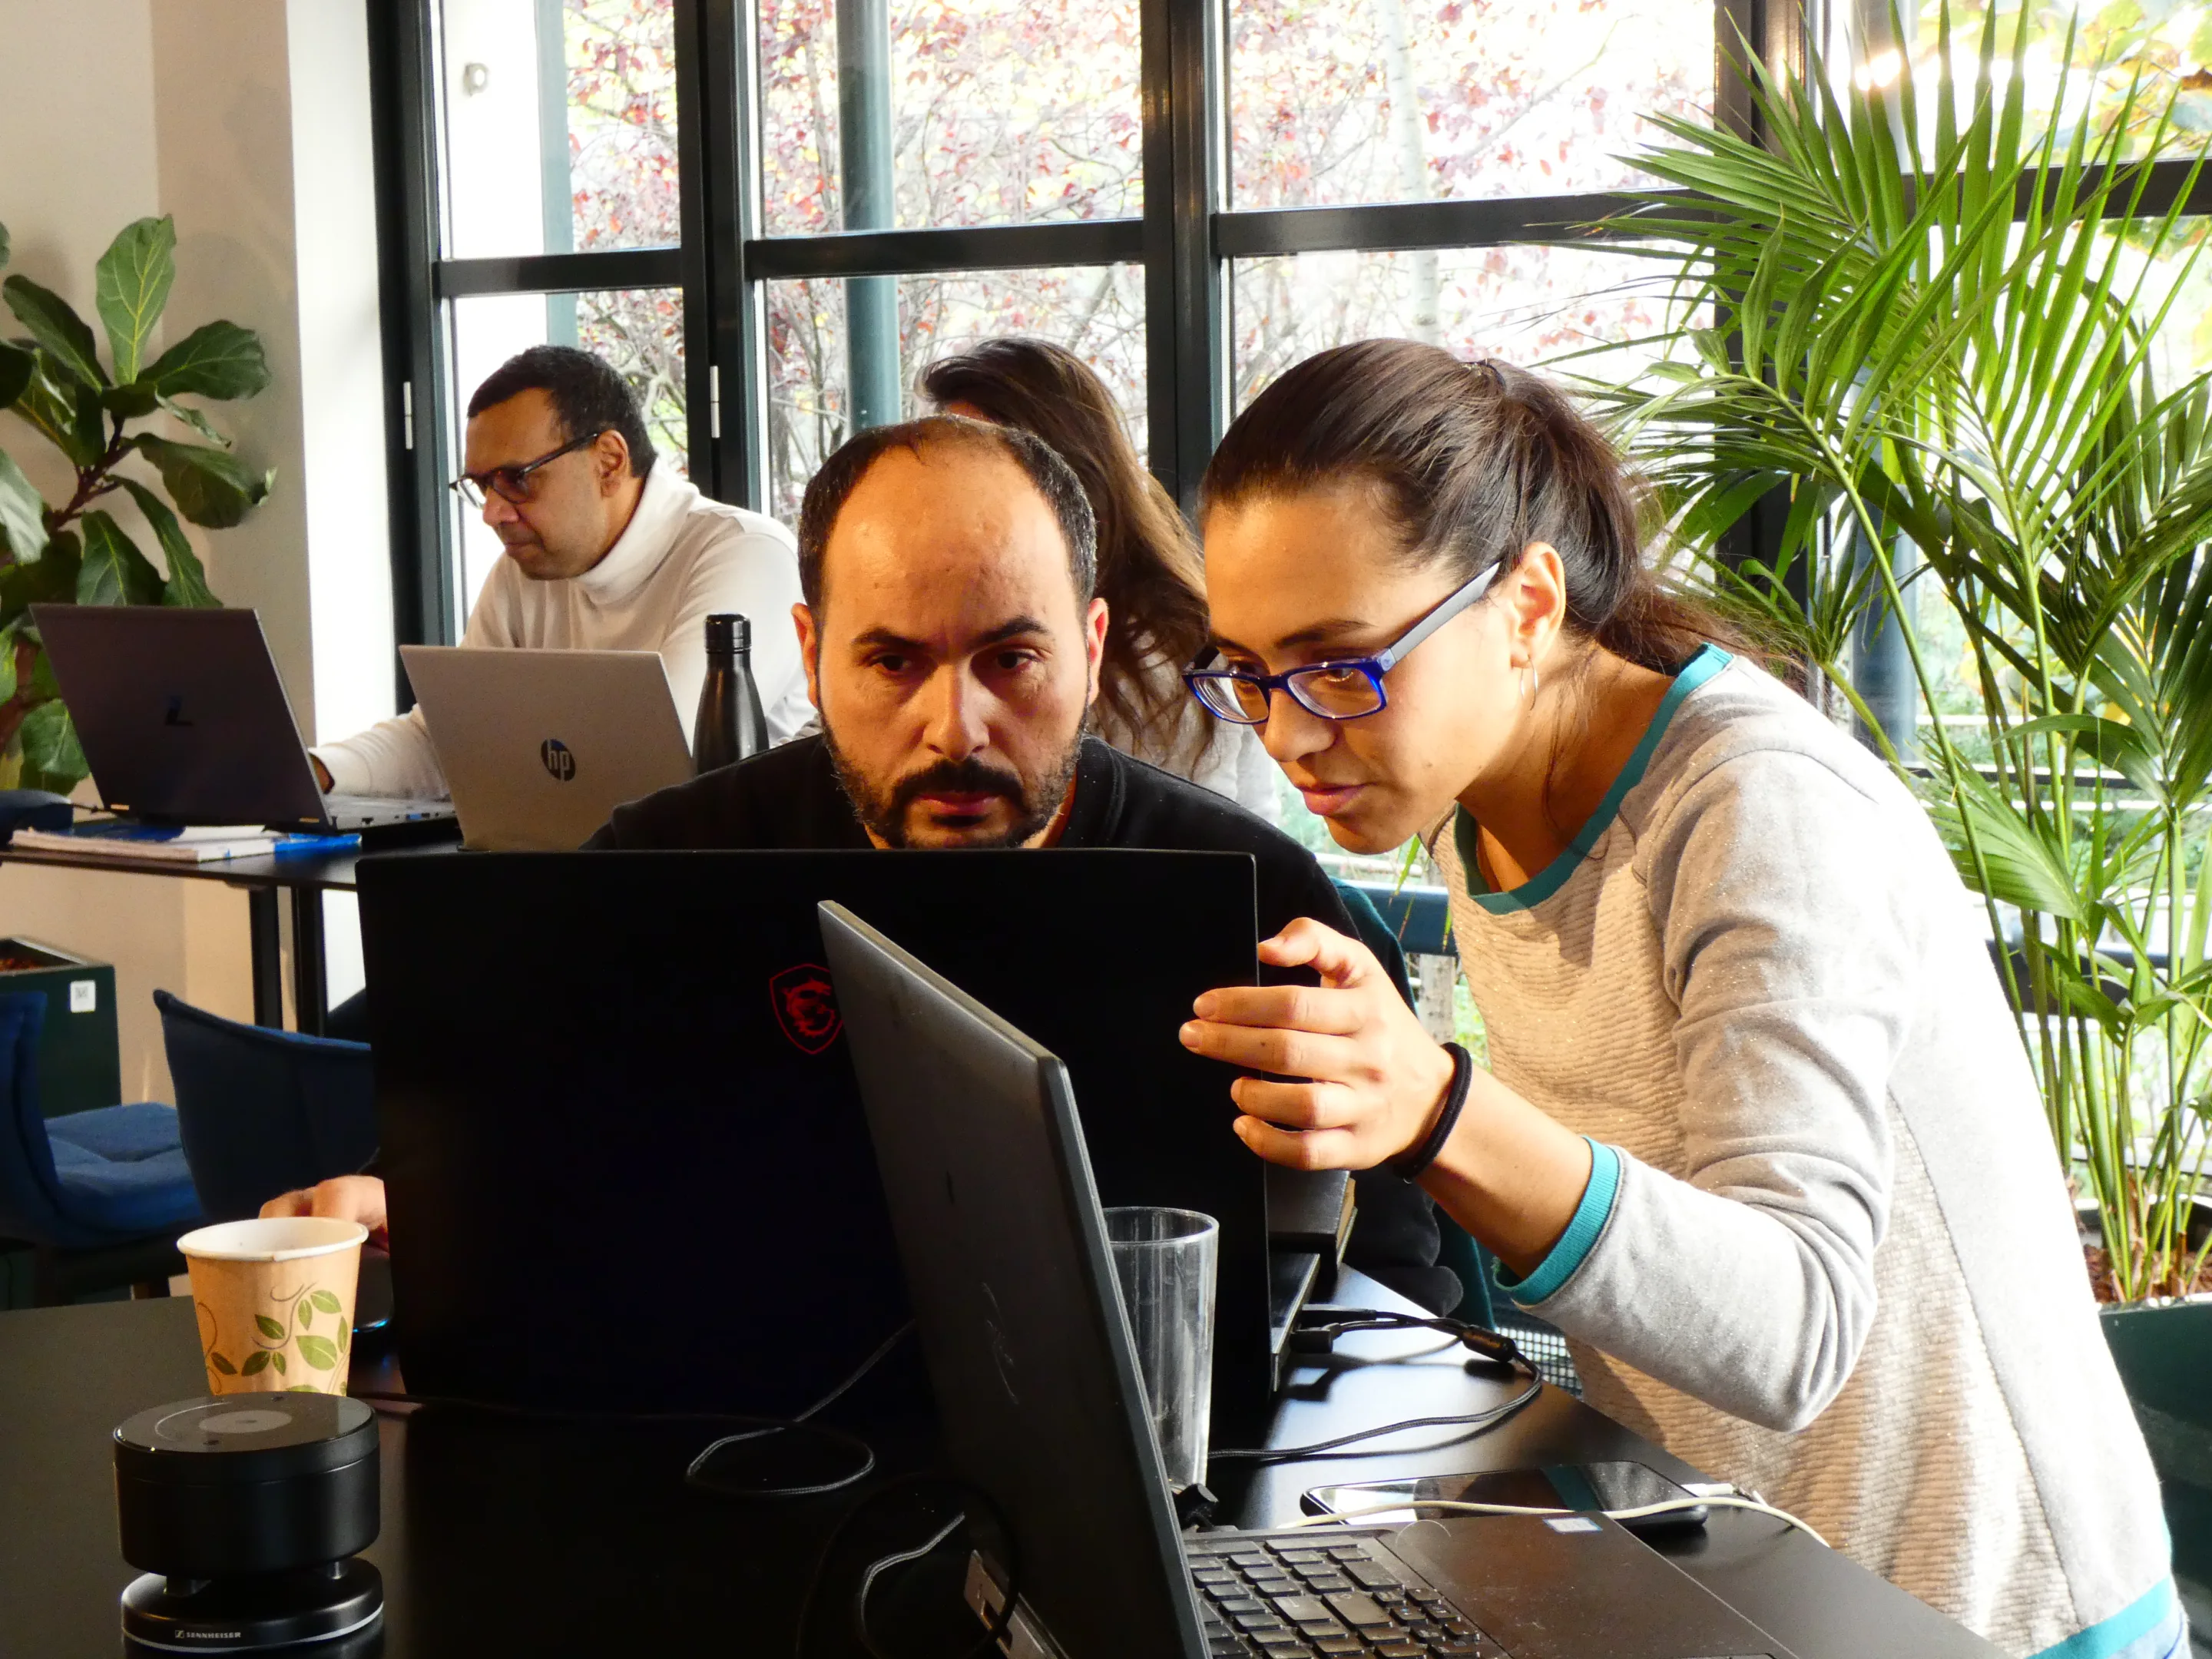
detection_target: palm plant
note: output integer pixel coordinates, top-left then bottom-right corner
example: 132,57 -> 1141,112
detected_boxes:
1594,7 -> 2212,1300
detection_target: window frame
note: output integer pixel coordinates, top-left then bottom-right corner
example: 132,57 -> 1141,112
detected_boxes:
374,0 -> 1982,661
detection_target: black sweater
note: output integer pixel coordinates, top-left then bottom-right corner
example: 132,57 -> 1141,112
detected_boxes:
591,734 -> 1455,1312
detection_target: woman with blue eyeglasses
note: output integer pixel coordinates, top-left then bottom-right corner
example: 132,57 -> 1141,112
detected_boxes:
1177,340 -> 2174,1659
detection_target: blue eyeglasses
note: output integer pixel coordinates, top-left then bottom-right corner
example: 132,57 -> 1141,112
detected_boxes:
1183,564 -> 1500,725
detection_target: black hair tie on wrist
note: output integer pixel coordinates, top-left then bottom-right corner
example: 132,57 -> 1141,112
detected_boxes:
1385,1041 -> 1473,1182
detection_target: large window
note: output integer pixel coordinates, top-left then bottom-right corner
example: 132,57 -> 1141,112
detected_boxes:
374,0 -> 1757,644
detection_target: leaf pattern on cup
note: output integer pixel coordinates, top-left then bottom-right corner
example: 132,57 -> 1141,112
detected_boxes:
198,1278 -> 353,1396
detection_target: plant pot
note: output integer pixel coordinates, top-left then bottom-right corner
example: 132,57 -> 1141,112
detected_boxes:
2077,1197 -> 2212,1303
0,937 -> 120,1118
2101,1299 -> 2212,1593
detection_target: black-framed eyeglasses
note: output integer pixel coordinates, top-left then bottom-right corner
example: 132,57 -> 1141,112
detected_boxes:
449,429 -> 606,508
1182,564 -> 1501,726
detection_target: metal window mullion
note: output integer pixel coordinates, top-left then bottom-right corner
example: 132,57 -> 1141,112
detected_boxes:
370,0 -> 458,672
433,249 -> 687,297
725,0 -> 770,511
674,0 -> 714,484
1142,0 -> 1226,517
1214,195 -> 1649,258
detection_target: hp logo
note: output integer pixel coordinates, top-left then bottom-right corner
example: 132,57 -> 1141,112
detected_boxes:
540,739 -> 576,782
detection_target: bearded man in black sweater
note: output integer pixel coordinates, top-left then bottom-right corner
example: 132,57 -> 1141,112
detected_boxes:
271,414 -> 1450,1310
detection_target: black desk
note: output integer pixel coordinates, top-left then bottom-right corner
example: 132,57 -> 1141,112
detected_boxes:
0,841 -> 454,1036
0,1272 -> 1995,1659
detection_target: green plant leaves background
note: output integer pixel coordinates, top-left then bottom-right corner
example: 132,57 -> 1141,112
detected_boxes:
93,217 -> 175,386
133,435 -> 273,528
2,275 -> 105,389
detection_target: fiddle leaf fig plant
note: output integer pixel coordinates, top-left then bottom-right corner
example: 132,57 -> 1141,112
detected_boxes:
0,214 -> 274,792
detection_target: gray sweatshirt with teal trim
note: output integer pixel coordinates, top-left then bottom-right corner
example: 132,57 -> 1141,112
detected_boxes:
1430,650 -> 2171,1658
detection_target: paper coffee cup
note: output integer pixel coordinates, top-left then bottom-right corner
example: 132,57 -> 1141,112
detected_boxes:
178,1217 -> 368,1396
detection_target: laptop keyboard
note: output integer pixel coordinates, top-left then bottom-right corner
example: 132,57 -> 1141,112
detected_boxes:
1187,1535 -> 1505,1657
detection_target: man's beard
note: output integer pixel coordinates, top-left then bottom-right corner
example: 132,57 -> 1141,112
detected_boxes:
823,727 -> 1083,849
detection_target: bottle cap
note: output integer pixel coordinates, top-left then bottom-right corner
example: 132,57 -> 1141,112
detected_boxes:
705,613 -> 751,653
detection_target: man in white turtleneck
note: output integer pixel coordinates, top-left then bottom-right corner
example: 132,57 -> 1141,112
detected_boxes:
310,346 -> 810,798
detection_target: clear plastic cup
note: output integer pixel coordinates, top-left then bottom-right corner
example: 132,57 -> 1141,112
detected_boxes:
1104,1206 -> 1219,1492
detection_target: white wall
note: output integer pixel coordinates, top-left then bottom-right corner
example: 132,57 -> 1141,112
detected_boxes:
0,0 -> 391,1096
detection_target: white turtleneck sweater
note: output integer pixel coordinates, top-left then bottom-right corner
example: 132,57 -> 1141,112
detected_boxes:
314,463 -> 810,799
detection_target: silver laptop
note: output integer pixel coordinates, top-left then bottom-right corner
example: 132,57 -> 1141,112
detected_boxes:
400,646 -> 694,851
32,606 -> 452,833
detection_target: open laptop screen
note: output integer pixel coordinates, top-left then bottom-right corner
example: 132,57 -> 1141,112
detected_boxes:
822,899 -> 1209,1659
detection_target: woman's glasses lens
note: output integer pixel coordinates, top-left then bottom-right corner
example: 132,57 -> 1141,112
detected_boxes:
1290,664 -> 1384,718
1194,677 -> 1269,724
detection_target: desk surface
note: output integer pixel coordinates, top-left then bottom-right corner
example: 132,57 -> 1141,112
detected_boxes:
0,839 -> 457,894
0,1277 -> 1994,1659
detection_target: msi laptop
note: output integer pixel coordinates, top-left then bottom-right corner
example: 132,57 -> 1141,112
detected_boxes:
399,645 -> 694,850
356,849 -> 1313,1439
821,901 -> 1800,1659
34,606 -> 451,833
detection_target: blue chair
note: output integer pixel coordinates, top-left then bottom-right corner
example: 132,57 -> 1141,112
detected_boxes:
154,990 -> 378,1223
0,989 -> 203,1303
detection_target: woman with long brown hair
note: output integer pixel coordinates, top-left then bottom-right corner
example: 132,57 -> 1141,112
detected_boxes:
920,338 -> 1279,820
1176,340 -> 2174,1659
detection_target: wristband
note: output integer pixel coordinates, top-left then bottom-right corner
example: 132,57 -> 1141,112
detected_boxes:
1385,1041 -> 1472,1181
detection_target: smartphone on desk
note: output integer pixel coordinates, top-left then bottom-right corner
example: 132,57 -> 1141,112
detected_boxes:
1301,1460 -> 1709,1536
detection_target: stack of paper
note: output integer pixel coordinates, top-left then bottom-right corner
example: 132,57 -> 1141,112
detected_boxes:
10,822 -> 278,863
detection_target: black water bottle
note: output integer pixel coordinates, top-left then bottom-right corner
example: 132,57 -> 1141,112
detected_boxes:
692,612 -> 769,773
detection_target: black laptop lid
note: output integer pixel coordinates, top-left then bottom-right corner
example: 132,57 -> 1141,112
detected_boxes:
32,605 -> 323,825
820,901 -> 1207,1659
356,849 -> 1269,1426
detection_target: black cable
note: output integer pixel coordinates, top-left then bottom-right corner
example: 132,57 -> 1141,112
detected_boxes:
683,1321 -> 916,1499
854,1508 -> 968,1659
795,1472 -> 1020,1659
1210,1306 -> 1545,1465
351,1320 -> 916,1502
1208,1376 -> 1544,1464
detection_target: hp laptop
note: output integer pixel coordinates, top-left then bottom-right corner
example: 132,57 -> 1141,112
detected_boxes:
34,606 -> 451,833
356,849 -> 1310,1439
399,645 -> 694,850
822,901 -> 1799,1659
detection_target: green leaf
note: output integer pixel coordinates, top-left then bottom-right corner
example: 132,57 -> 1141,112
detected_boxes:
117,478 -> 218,608
296,1296 -> 313,1330
2,534 -> 80,631
0,343 -> 31,411
240,1349 -> 271,1376
270,1350 -> 286,1376
0,222 -> 10,271
0,449 -> 46,561
146,321 -> 270,402
253,1313 -> 286,1342
2,276 -> 105,388
284,1384 -> 320,1393
0,629 -> 22,707
296,1333 -> 339,1373
75,512 -> 162,606
94,217 -> 174,384
157,396 -> 228,448
310,1288 -> 343,1314
132,435 -> 272,528
98,382 -> 159,419
11,349 -> 104,467
207,1350 -> 237,1376
335,1320 -> 349,1356
18,699 -> 84,791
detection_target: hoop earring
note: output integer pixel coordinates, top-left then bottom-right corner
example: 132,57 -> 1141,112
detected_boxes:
1520,662 -> 1540,703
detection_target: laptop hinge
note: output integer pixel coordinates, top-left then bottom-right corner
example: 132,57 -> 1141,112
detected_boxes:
963,1553 -> 1074,1659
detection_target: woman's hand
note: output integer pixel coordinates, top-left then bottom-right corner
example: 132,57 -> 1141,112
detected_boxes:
1179,916 -> 1457,1171
262,1175 -> 389,1250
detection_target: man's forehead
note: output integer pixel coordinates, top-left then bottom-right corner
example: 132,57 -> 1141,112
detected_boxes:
464,389 -> 563,466
823,444 -> 1075,621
